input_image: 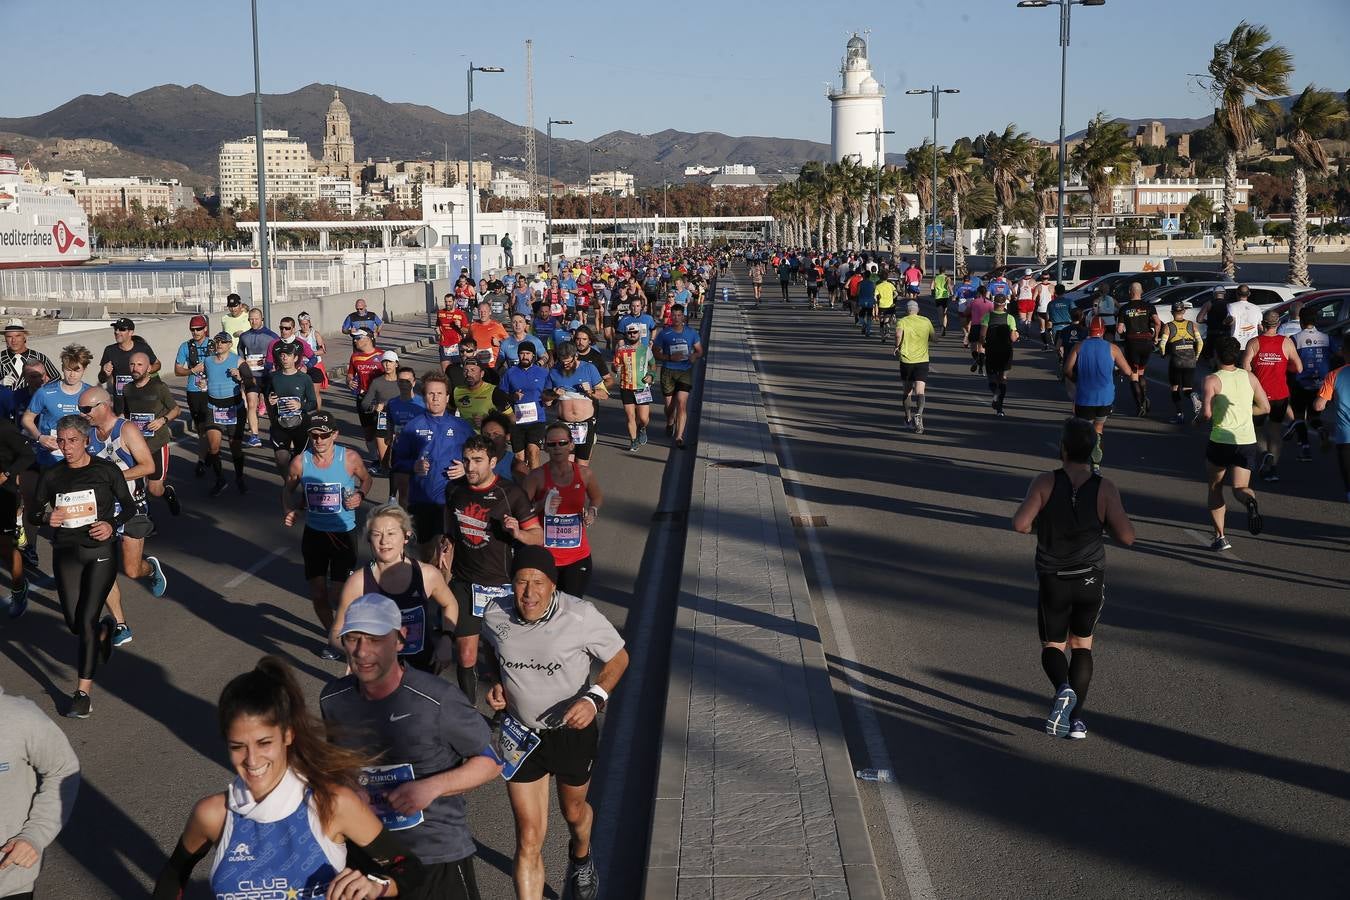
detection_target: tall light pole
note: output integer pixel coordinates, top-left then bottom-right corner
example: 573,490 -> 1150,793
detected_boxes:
467,63 -> 504,281
855,128 -> 895,250
904,86 -> 959,267
249,0 -> 271,326
1018,0 -> 1105,279
588,147 -> 607,254
545,118 -> 573,269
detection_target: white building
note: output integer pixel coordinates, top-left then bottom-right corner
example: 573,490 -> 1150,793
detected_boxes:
489,173 -> 532,200
590,170 -> 635,197
422,185 -> 548,268
829,33 -> 886,167
683,164 -> 757,177
218,129 -> 318,210
317,176 -> 356,215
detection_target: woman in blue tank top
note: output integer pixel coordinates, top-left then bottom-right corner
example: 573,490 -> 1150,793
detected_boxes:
152,656 -> 425,898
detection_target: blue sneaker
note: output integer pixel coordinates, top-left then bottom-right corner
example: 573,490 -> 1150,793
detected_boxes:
112,623 -> 134,647
319,645 -> 343,661
6,582 -> 27,619
1045,685 -> 1077,737
145,555 -> 168,598
244,433 -> 263,448
1068,719 -> 1088,740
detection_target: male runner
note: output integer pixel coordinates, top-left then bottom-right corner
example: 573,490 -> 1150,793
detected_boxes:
1289,306 -> 1332,460
347,329 -> 386,463
1313,361 -> 1350,503
389,372 -> 474,561
1065,318 -> 1132,471
236,307 -> 278,448
220,294 -> 249,352
1033,272 -> 1056,349
1117,282 -> 1162,416
1015,269 -> 1037,333
977,296 -> 1019,416
874,270 -> 898,341
1197,337 -> 1269,551
1242,309 -> 1301,482
894,301 -> 934,434
1012,417 -> 1135,740
1157,301 -> 1204,424
98,318 -> 159,410
651,307 -> 702,448
964,287 -> 994,375
931,267 -> 952,336
342,297 -> 383,344
121,351 -> 181,515
499,345 -> 550,472
855,269 -> 877,338
266,342 -> 320,473
545,342 -> 609,463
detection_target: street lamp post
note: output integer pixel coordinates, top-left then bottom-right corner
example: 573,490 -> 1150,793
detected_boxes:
904,87 -> 959,268
204,241 -> 217,310
249,0 -> 271,326
1018,0 -> 1105,279
467,63 -> 504,282
360,241 -> 369,290
855,128 -> 895,251
545,118 -> 573,270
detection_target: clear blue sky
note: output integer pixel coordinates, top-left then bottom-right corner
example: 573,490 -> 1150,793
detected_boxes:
9,0 -> 1348,153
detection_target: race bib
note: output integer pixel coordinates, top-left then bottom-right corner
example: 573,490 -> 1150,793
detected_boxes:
668,340 -> 689,361
130,411 -> 156,436
246,353 -> 264,373
305,482 -> 343,513
566,420 -> 589,445
212,405 -> 238,427
633,387 -> 653,405
491,301 -> 505,315
358,764 -> 424,831
488,714 -> 542,782
544,513 -> 583,549
113,374 -> 132,395
56,489 -> 97,529
513,402 -> 539,425
442,343 -> 461,360
400,605 -> 426,656
472,583 -> 511,618
376,410 -> 389,431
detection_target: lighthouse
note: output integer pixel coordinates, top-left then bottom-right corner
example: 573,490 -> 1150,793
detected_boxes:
829,33 -> 886,166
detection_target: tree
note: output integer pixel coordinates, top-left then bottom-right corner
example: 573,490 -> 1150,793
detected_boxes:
982,124 -> 1033,267
1235,209 -> 1260,238
944,143 -> 984,278
906,141 -> 939,271
1182,193 -> 1215,235
1204,21 -> 1293,277
1071,112 -> 1136,254
1278,85 -> 1349,284
1028,148 -> 1059,265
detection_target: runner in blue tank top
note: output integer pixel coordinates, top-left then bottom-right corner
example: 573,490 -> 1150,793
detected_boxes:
1065,318 -> 1132,471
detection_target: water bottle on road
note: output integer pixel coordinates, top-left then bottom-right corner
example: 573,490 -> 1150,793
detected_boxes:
855,768 -> 895,783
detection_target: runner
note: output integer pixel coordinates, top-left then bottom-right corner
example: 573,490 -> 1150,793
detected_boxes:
295,311 -> 329,390
265,343 -> 320,474
903,259 -> 923,301
617,297 -> 658,348
1195,286 -> 1231,364
1089,283 -> 1118,342
390,373 -> 475,565
502,314 -> 547,369
236,308 -> 278,448
964,287 -> 994,375
1065,318 -> 1132,471
1048,283 -> 1074,378
468,301 -> 508,371
480,545 -> 628,900
613,323 -> 656,453
199,332 -> 254,497
320,593 -> 498,899
281,410 -> 372,660
1033,272 -> 1056,349
220,294 -> 249,352
347,329 -> 385,465
32,415 -> 137,718
523,422 -> 602,598
805,257 -> 823,310
1012,417 -> 1136,740
977,295 -> 1019,417
1157,301 -> 1204,424
153,656 -> 427,898
1289,306 -> 1332,461
932,267 -> 952,336
544,342 -> 608,464
894,301 -> 935,434
1242,310 -> 1301,482
359,351 -> 402,472
1226,285 -> 1263,347
331,503 -> 459,675
1313,360 -> 1350,502
776,256 -> 792,303
341,297 -> 383,344
651,306 -> 702,449
0,414 -> 35,619
855,268 -> 877,338
98,317 -> 160,410
499,345 -> 550,472
0,318 -> 59,388
22,344 -> 94,472
1117,282 -> 1162,417
1196,337 -> 1270,551
441,434 -> 542,703
453,357 -> 510,431
874,268 -> 898,341
1015,268 -> 1037,333
122,349 -> 180,516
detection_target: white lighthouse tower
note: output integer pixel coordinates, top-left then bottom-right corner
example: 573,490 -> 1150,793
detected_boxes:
829,33 -> 886,166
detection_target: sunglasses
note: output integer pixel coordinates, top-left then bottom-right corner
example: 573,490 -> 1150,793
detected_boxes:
309,430 -> 336,438
191,326 -> 207,332
78,401 -> 105,414
545,439 -> 572,448
280,325 -> 294,331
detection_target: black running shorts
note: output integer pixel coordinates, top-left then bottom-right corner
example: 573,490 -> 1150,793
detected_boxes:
510,721 -> 599,786
1037,567 -> 1105,643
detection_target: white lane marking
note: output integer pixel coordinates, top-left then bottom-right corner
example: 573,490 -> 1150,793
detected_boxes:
224,547 -> 289,589
1183,528 -> 1244,562
745,321 -> 938,900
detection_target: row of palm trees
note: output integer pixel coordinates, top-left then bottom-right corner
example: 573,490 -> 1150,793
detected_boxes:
769,21 -> 1346,287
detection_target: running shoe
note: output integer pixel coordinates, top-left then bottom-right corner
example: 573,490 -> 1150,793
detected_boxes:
209,478 -> 229,497
319,645 -> 344,661
1190,393 -> 1203,417
1172,413 -> 1185,424
243,433 -> 263,448
970,362 -> 978,372
904,414 -> 914,430
676,438 -> 686,450
6,582 -> 28,619
1046,685 -> 1077,737
996,408 -> 1006,418
568,856 -> 600,900
1211,534 -> 1232,552
1261,467 -> 1279,483
236,476 -> 249,495
164,484 -> 182,516
1298,444 -> 1312,462
112,623 -> 134,647
195,460 -> 207,479
146,555 -> 168,598
1068,719 -> 1088,740
1259,452 -> 1275,475
914,414 -> 924,435
627,440 -> 639,453
66,690 -> 92,719
99,615 -> 116,664
1246,497 -> 1263,536
638,427 -> 648,446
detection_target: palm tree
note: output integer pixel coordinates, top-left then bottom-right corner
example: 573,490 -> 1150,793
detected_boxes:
1182,193 -> 1216,236
906,141 -> 939,271
1028,148 -> 1059,265
1278,85 -> 1348,285
982,125 -> 1033,268
833,156 -> 869,248
1071,112 -> 1136,254
944,143 -> 980,278
1205,21 -> 1293,277
879,165 -> 909,256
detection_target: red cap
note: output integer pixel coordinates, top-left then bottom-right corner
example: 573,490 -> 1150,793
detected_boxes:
189,314 -> 209,329
1088,317 -> 1106,336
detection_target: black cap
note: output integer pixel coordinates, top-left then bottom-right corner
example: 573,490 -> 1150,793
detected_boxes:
308,411 -> 336,433
111,317 -> 135,331
511,544 -> 558,585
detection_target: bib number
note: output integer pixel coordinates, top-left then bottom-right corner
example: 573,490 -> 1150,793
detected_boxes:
376,410 -> 389,431
246,354 -> 264,373
358,764 -> 424,831
566,420 -> 589,445
113,374 -> 132,395
56,489 -> 97,529
472,583 -> 511,618
212,405 -> 238,427
305,482 -> 343,514
633,387 -> 652,405
130,412 -> 156,436
513,403 -> 539,425
489,714 -> 542,781
544,513 -> 583,549
400,605 -> 426,656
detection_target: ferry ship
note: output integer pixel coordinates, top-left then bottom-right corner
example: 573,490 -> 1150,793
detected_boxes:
0,148 -> 91,269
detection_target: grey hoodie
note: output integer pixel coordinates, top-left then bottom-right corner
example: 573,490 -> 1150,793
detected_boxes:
0,685 -> 81,896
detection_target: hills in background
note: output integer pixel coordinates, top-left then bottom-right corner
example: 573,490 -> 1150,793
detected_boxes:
1063,92 -> 1347,141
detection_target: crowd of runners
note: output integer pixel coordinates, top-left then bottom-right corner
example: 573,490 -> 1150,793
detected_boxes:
0,250 -> 721,900
745,245 -> 1347,744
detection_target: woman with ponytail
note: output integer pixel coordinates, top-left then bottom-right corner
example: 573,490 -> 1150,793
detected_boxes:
153,656 -> 424,899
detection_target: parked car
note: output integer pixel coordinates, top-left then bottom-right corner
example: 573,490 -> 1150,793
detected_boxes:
1263,288 -> 1350,340
1069,270 -> 1230,310
1149,282 -> 1318,335
1032,255 -> 1178,287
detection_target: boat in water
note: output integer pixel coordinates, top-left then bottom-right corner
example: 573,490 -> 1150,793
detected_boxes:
0,148 -> 91,269
137,253 -> 164,262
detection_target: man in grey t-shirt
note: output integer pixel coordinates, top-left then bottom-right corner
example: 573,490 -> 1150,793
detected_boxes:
482,546 -> 627,900
321,594 -> 500,898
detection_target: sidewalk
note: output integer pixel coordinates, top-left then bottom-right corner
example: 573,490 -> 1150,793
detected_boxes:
646,302 -> 883,900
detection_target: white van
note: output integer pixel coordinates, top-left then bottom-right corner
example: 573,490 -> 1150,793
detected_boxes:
1030,256 -> 1176,287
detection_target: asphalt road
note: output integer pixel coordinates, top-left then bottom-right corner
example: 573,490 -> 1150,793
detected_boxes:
0,326 -> 675,899
732,266 -> 1350,898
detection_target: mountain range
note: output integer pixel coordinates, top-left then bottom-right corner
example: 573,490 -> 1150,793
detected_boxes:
1063,92 -> 1346,141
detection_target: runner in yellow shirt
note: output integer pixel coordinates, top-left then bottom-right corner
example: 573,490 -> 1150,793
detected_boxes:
875,271 -> 899,342
894,300 -> 936,433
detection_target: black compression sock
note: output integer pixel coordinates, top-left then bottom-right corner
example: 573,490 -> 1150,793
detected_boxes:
1041,646 -> 1069,689
1172,387 -> 1182,411
1069,649 -> 1093,714
208,452 -> 222,478
996,384 -> 1007,406
232,454 -> 246,478
1294,420 -> 1309,444
457,665 -> 477,704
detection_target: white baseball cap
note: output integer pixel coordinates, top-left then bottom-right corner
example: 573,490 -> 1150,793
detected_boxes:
338,594 -> 403,638
381,350 -> 399,362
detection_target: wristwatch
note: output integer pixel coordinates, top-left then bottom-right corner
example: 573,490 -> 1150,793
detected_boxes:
584,685 -> 609,711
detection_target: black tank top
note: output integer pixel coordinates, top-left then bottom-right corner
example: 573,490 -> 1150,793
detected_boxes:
1035,469 -> 1106,573
1208,297 -> 1231,335
363,559 -> 438,672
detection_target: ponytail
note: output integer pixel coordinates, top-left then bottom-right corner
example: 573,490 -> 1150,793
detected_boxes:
218,656 -> 368,827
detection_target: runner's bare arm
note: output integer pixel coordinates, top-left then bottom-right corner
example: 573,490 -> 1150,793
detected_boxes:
1011,473 -> 1053,534
1097,478 -> 1136,546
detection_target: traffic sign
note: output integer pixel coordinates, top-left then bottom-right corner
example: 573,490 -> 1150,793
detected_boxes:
926,224 -> 946,241
1160,216 -> 1180,235
417,225 -> 439,248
